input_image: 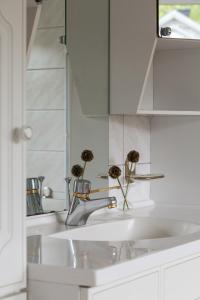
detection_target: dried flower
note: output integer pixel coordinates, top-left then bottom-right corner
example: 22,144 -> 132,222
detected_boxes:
108,166 -> 122,179
127,150 -> 140,163
81,150 -> 94,162
71,164 -> 84,178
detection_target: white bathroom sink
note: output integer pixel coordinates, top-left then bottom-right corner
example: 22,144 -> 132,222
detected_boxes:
50,217 -> 200,242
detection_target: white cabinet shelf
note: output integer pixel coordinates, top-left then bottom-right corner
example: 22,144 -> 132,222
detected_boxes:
138,36 -> 200,116
137,110 -> 200,116
157,37 -> 200,50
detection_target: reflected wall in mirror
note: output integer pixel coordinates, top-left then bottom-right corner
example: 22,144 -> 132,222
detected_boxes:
158,0 -> 200,39
26,0 -> 110,216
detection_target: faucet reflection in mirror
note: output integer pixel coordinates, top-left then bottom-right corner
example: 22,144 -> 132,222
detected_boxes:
26,177 -> 44,216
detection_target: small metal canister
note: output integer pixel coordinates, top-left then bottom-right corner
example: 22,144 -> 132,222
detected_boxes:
26,178 -> 44,216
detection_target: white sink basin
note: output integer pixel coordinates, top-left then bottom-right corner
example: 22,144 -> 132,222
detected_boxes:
50,217 -> 200,242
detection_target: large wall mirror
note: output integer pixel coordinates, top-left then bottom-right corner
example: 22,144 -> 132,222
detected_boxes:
26,0 -> 109,216
158,0 -> 200,39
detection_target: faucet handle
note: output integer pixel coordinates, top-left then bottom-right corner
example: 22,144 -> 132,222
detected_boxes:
73,192 -> 90,200
74,179 -> 91,194
107,197 -> 117,209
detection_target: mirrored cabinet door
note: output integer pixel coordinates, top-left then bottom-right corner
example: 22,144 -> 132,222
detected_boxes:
26,0 -> 110,216
158,0 -> 200,39
26,0 -> 68,215
67,0 -> 109,116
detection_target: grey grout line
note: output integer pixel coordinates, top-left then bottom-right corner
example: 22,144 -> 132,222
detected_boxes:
123,115 -> 125,185
26,109 -> 65,112
37,26 -> 65,30
27,150 -> 65,153
27,67 -> 65,71
113,162 -> 151,166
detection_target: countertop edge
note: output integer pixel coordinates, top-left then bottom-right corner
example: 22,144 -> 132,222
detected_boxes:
28,238 -> 200,287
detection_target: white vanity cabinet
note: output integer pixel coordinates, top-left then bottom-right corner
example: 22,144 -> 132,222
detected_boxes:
0,0 -> 26,299
28,254 -> 200,300
78,255 -> 200,300
80,271 -> 159,300
163,255 -> 200,300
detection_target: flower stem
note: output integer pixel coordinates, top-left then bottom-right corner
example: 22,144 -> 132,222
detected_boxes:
123,162 -> 135,210
82,162 -> 87,179
117,178 -> 129,210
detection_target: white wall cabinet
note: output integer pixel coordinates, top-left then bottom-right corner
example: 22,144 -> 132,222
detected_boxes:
68,0 -> 200,115
67,0 -> 109,116
110,0 -> 157,115
0,0 -> 26,298
110,0 -> 200,115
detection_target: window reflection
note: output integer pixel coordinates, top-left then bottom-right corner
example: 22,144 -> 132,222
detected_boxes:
159,4 -> 200,39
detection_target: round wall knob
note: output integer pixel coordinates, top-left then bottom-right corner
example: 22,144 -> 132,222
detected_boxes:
22,126 -> 33,140
160,27 -> 172,37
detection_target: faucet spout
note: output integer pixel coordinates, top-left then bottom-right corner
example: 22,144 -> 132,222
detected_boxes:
66,196 -> 117,226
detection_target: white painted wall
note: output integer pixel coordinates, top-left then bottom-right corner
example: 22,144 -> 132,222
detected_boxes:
109,116 -> 151,209
151,116 -> 200,206
109,113 -> 200,209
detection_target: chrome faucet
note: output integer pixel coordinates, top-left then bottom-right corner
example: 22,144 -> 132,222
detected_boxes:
65,179 -> 117,226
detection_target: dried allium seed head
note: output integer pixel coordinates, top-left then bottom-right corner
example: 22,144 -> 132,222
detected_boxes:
81,149 -> 94,162
71,164 -> 84,178
127,150 -> 140,163
108,165 -> 122,179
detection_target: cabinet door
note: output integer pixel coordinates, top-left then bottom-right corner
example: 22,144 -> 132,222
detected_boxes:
4,293 -> 26,300
81,272 -> 158,300
67,0 -> 109,116
110,0 -> 157,114
163,255 -> 200,300
0,0 -> 26,298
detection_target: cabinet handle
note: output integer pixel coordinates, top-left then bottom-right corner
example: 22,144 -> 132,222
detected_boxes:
22,126 -> 33,141
12,126 -> 33,143
160,27 -> 171,37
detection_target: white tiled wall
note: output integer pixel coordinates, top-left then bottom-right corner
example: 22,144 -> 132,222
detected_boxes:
26,0 -> 66,211
151,116 -> 200,206
28,28 -> 65,69
109,115 -> 151,209
26,69 -> 65,110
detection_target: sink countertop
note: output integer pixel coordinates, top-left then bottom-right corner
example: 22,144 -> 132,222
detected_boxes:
27,205 -> 200,287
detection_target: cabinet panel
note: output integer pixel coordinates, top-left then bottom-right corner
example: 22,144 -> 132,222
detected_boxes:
3,293 -> 26,300
81,272 -> 158,300
164,256 -> 200,300
110,0 -> 157,114
154,47 -> 200,111
28,280 -> 79,300
0,0 -> 25,297
67,0 -> 109,115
